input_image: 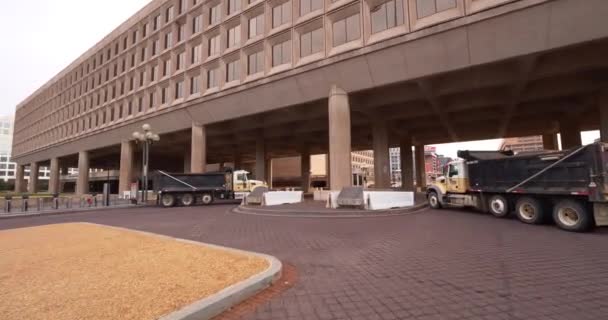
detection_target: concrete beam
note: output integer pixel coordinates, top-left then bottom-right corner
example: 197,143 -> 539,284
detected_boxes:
418,80 -> 459,142
76,151 -> 90,195
328,85 -> 352,191
498,55 -> 538,138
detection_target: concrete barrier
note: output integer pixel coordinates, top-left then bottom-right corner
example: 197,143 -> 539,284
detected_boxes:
313,190 -> 332,201
263,192 -> 303,206
325,191 -> 341,209
365,191 -> 414,210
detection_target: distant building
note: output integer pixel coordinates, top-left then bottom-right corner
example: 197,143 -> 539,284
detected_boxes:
500,136 -> 544,153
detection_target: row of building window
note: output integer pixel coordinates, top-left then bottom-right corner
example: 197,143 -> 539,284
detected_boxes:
16,0 -> 462,154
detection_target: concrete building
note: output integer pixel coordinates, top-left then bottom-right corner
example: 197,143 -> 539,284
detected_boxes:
11,0 -> 608,195
500,135 -> 545,153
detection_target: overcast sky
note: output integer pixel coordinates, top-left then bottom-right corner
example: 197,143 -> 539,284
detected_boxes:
0,0 -> 599,158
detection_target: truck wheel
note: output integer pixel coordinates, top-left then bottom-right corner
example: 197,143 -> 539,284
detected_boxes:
201,193 -> 214,205
516,197 -> 546,224
160,194 -> 176,208
180,193 -> 195,207
428,192 -> 442,209
488,195 -> 510,218
553,200 -> 593,232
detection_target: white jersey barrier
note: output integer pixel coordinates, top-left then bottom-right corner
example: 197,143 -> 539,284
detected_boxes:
365,191 -> 414,210
313,190 -> 332,201
263,191 -> 304,206
326,191 -> 414,210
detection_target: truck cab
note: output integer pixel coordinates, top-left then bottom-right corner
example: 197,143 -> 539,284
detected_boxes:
429,160 -> 479,209
232,170 -> 267,192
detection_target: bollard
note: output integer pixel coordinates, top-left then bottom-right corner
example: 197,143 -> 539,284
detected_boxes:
4,196 -> 12,213
53,194 -> 59,210
37,198 -> 42,212
22,195 -> 29,212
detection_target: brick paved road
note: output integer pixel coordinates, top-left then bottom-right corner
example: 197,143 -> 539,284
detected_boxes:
2,206 -> 608,320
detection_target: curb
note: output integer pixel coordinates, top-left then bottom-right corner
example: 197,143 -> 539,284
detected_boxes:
0,204 -> 147,220
83,223 -> 282,320
231,202 -> 429,218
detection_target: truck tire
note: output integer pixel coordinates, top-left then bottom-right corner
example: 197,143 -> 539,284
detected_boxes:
160,194 -> 176,208
488,195 -> 510,218
553,200 -> 593,232
180,193 -> 195,206
428,192 -> 442,209
201,193 -> 214,205
515,197 -> 546,224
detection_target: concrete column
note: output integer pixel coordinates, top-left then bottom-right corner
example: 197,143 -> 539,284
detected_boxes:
400,138 -> 414,192
265,158 -> 273,188
328,85 -> 352,191
255,134 -> 265,180
119,141 -> 134,194
49,158 -> 60,195
76,151 -> 90,195
560,121 -> 582,150
372,120 -> 390,189
542,134 -> 558,150
14,164 -> 26,193
183,146 -> 191,173
191,124 -> 207,173
415,145 -> 426,191
28,163 -> 39,194
601,93 -> 608,143
300,148 -> 311,193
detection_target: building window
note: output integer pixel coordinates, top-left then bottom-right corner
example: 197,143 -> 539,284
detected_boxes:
210,4 -> 221,25
192,15 -> 202,34
177,23 -> 186,42
247,50 -> 264,75
416,0 -> 456,18
207,68 -> 219,88
152,39 -> 159,56
163,60 -> 171,77
161,87 -> 168,104
191,44 -> 202,64
300,0 -> 322,16
165,32 -> 173,49
332,13 -> 360,47
226,59 -> 240,82
227,0 -> 241,15
175,81 -> 184,99
273,1 -> 292,28
300,27 -> 323,57
149,92 -> 155,108
248,14 -> 264,39
177,52 -> 185,70
153,15 -> 161,30
272,40 -> 291,67
179,0 -> 187,13
190,75 -> 200,94
208,35 -> 221,56
166,6 -> 174,22
371,0 -> 404,34
227,25 -> 241,48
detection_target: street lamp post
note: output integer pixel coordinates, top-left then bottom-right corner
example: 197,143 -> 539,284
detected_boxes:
132,124 -> 160,204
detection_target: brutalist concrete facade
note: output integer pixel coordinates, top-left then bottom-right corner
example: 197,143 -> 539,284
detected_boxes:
12,0 -> 608,194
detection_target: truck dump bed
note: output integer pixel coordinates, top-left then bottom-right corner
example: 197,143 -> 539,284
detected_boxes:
459,143 -> 608,202
153,171 -> 231,192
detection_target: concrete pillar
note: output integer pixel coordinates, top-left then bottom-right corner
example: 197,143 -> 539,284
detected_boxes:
183,146 -> 191,173
400,138 -> 414,192
76,151 -> 90,195
265,158 -> 273,188
560,121 -> 582,150
601,93 -> 608,143
372,120 -> 390,189
191,124 -> 207,173
28,163 -> 39,194
328,85 -> 352,191
415,145 -> 426,191
542,134 -> 558,150
300,148 -> 311,193
49,158 -> 60,195
255,134 -> 265,180
14,164 -> 26,193
119,141 -> 134,194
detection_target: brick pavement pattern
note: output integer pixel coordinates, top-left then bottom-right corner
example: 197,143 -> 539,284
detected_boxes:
2,205 -> 608,320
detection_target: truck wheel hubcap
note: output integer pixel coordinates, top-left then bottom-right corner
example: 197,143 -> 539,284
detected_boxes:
491,200 -> 505,214
430,196 -> 438,206
558,208 -> 579,227
519,204 -> 535,220
162,195 -> 173,206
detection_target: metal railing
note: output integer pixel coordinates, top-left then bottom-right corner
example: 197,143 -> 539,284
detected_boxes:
1,194 -> 137,215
